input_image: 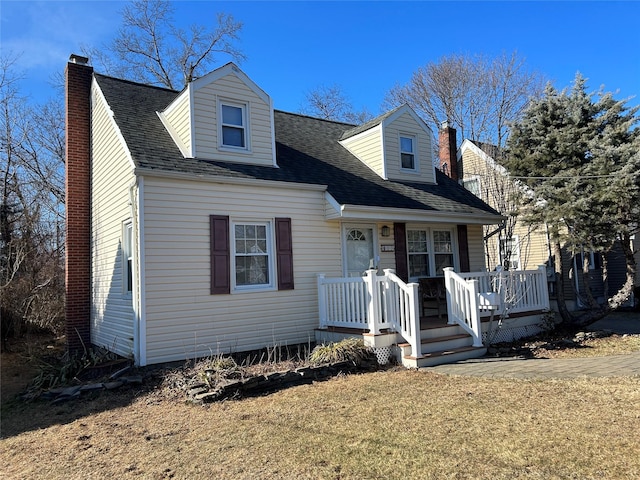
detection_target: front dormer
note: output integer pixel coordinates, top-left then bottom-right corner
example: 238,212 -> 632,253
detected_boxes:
339,105 -> 436,183
158,63 -> 277,167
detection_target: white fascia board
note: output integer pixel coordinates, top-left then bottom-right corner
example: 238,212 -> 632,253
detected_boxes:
134,167 -> 327,192
270,97 -> 278,167
333,203 -> 505,225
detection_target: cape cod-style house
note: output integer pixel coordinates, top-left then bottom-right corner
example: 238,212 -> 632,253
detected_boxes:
65,55 -> 550,368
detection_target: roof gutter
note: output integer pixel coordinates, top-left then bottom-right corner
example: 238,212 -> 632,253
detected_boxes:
133,167 -> 328,192
327,202 -> 505,225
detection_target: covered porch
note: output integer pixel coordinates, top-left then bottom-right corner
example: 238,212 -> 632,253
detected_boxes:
316,266 -> 551,368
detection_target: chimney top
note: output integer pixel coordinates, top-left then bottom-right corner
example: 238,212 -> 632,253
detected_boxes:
440,120 -> 450,130
69,54 -> 89,65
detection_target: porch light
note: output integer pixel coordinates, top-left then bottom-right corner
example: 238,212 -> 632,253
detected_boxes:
381,225 -> 390,237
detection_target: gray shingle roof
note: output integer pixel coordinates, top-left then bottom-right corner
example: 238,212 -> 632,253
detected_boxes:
95,74 -> 500,219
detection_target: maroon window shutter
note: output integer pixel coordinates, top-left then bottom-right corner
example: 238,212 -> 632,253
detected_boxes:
393,222 -> 408,282
210,215 -> 230,294
457,225 -> 470,272
275,217 -> 294,290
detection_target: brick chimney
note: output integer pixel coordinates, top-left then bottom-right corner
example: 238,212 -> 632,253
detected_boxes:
65,54 -> 93,354
438,121 -> 459,181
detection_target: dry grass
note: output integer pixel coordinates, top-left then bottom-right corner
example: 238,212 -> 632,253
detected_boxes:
2,368 -> 639,479
526,334 -> 640,359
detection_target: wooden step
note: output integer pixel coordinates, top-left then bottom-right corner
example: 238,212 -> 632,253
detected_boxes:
402,345 -> 487,368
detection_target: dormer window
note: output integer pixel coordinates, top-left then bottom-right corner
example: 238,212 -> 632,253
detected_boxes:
220,100 -> 248,150
400,135 -> 416,170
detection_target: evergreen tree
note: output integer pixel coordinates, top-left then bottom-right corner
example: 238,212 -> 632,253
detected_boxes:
505,73 -> 639,325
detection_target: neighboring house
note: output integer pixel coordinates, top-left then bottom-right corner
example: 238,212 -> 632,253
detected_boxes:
459,138 -> 636,311
65,55 -> 548,368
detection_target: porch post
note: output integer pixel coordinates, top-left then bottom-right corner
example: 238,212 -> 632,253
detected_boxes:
365,269 -> 381,334
317,274 -> 327,329
444,267 -> 455,325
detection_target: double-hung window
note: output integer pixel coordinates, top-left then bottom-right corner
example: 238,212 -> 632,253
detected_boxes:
433,230 -> 454,275
407,229 -> 429,277
407,228 -> 455,278
499,236 -> 521,270
220,101 -> 247,149
211,216 -> 294,295
233,222 -> 272,288
400,135 -> 416,170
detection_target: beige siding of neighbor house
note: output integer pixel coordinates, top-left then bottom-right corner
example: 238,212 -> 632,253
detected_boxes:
192,73 -> 274,165
384,111 -> 435,183
161,90 -> 192,156
90,85 -> 136,358
141,177 -> 341,364
467,224 -> 486,272
461,145 -> 551,272
340,126 -> 385,177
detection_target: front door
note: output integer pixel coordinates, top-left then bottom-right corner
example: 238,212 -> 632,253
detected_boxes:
344,225 -> 376,277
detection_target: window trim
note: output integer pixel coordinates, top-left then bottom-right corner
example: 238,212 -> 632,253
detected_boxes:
218,98 -> 250,152
406,226 -> 457,280
399,133 -> 418,172
231,219 -> 275,292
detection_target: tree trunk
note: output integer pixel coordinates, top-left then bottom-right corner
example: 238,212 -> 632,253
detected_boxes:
552,241 -> 574,324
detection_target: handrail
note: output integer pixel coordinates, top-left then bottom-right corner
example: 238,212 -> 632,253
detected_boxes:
317,270 -> 422,358
443,268 -> 483,346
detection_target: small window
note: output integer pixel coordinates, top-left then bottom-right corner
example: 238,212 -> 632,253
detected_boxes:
233,222 -> 273,289
220,102 -> 247,149
123,221 -> 133,295
463,177 -> 480,197
400,135 -> 416,170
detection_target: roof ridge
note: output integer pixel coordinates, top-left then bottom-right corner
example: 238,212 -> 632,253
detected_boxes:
274,109 -> 357,127
94,72 -> 180,94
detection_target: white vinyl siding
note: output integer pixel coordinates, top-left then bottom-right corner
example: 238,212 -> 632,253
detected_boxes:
161,90 -> 192,156
192,73 -> 274,165
90,84 -> 136,358
141,177 -> 341,364
339,125 -> 385,177
384,111 -> 434,182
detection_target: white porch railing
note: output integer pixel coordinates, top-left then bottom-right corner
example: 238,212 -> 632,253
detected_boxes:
317,269 -> 422,358
454,265 -> 550,316
318,266 -> 550,356
443,268 -> 483,347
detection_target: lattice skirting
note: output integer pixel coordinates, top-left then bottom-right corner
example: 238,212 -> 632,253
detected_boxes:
373,346 -> 393,365
482,323 -> 543,344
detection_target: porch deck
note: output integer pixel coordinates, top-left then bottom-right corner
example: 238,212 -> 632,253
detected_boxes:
316,267 -> 551,368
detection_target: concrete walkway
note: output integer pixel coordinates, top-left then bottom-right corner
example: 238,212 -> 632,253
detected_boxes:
426,311 -> 640,379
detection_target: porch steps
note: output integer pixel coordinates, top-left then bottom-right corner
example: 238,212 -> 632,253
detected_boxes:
401,346 -> 487,368
398,319 -> 487,368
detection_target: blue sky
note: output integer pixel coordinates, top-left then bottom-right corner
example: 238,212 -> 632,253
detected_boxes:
2,1 -> 639,115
